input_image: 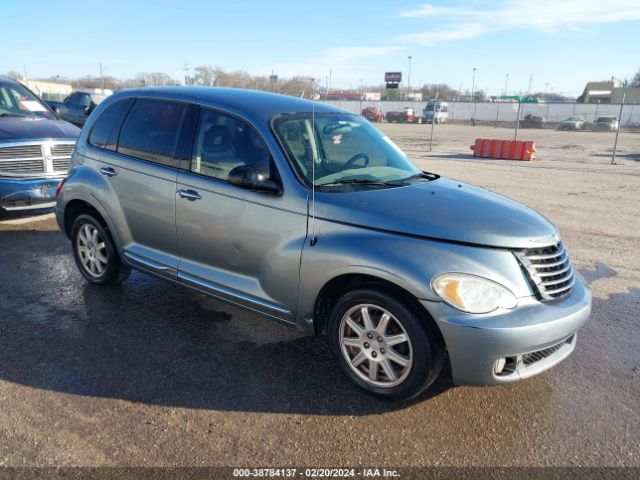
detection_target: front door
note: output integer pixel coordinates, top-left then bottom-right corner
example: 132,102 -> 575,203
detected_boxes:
175,107 -> 307,322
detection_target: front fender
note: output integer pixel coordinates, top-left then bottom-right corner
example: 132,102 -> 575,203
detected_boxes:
296,219 -> 534,332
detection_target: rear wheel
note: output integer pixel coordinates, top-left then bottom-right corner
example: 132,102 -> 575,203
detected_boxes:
71,213 -> 130,286
328,288 -> 444,401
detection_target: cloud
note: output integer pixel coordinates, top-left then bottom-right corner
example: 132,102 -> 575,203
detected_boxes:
265,45 -> 404,83
396,0 -> 640,45
315,46 -> 404,64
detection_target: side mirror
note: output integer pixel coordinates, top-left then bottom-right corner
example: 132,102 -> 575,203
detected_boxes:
228,165 -> 282,195
84,105 -> 92,115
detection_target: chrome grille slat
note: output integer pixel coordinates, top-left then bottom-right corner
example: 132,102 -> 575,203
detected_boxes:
532,263 -> 572,277
544,278 -> 575,296
514,241 -> 574,300
539,267 -> 574,287
524,244 -> 566,261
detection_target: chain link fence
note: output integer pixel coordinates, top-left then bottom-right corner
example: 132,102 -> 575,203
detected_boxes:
319,100 -> 640,127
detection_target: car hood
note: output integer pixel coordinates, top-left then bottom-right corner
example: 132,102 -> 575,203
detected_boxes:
315,177 -> 559,249
0,117 -> 81,142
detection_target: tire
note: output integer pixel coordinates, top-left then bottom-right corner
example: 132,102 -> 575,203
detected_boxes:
328,287 -> 444,401
71,213 -> 130,286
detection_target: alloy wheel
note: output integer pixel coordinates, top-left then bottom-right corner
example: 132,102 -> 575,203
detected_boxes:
339,303 -> 413,388
76,223 -> 108,278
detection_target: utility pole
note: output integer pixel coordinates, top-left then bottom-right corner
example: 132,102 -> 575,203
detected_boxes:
99,63 -> 107,90
528,74 -> 533,93
183,62 -> 191,86
407,56 -> 412,101
504,73 -> 509,97
22,65 -> 28,82
471,67 -> 477,123
611,88 -> 626,165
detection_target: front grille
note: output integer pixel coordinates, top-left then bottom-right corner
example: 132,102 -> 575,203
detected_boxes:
515,242 -> 574,300
0,142 -> 74,175
522,336 -> 574,366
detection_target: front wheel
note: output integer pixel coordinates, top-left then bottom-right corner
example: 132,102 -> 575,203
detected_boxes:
328,288 -> 444,401
71,213 -> 130,286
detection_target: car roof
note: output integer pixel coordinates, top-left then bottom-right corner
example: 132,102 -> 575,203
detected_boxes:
109,86 -> 345,122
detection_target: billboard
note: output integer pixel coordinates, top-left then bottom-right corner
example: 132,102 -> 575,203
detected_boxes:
385,72 -> 402,83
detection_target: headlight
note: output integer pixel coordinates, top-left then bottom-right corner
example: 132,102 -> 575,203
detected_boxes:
431,273 -> 518,314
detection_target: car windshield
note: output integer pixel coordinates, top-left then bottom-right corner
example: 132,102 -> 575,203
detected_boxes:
566,116 -> 582,121
273,112 -> 424,190
596,117 -> 615,122
0,80 -> 55,119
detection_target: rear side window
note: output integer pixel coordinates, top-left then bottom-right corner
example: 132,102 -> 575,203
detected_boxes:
88,99 -> 131,151
117,99 -> 189,166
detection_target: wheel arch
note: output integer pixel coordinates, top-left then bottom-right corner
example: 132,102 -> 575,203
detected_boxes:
63,199 -> 103,237
312,273 -> 445,347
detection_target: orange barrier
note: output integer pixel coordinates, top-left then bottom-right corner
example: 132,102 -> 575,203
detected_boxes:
470,139 -> 536,161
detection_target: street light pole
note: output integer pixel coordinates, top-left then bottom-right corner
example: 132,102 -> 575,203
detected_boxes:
504,73 -> 509,97
407,56 -> 412,101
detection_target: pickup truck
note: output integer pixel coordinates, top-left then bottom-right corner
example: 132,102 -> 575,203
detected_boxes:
47,89 -> 111,127
0,77 -> 79,213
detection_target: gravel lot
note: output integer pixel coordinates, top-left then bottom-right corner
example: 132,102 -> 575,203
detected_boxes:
1,124 -> 639,468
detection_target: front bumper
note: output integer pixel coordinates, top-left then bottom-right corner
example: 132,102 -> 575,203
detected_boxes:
421,274 -> 591,385
0,177 -> 62,212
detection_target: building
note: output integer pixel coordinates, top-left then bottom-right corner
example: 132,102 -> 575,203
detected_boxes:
582,80 -> 640,104
19,78 -> 73,102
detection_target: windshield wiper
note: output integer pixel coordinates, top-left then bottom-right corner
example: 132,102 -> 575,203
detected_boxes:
316,178 -> 388,187
0,112 -> 34,117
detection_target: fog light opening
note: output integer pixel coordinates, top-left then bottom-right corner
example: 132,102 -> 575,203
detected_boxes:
494,356 -> 517,376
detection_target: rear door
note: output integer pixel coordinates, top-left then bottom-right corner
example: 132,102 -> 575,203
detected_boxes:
87,97 -> 193,275
174,107 -> 307,323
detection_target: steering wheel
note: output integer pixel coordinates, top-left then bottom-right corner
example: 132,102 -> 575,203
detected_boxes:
344,153 -> 370,170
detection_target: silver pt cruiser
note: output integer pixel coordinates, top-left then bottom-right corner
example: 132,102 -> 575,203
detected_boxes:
56,88 -> 591,401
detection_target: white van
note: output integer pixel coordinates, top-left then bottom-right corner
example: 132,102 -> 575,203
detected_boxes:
421,100 -> 449,124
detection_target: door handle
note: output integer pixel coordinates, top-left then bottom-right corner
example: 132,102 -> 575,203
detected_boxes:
99,167 -> 116,177
176,189 -> 202,201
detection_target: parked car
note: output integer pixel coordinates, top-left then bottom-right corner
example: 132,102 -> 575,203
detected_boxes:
361,106 -> 384,122
56,88 -> 591,401
594,116 -> 619,131
421,100 -> 448,124
519,114 -> 545,128
386,106 -> 418,123
0,77 -> 79,213
47,89 -> 112,127
559,116 -> 585,130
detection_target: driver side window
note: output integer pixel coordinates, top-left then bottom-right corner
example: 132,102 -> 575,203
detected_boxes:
191,109 -> 272,182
